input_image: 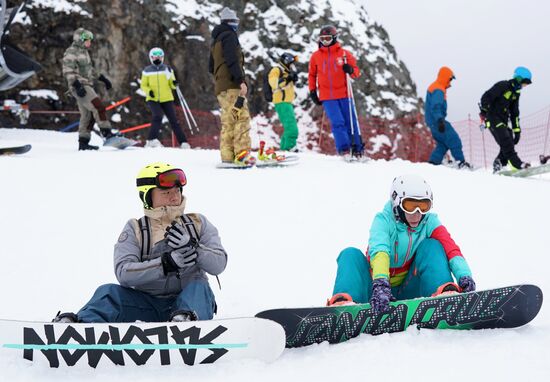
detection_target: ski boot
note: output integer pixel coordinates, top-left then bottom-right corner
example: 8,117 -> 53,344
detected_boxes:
145,138 -> 164,148
540,155 -> 550,165
458,160 -> 472,170
326,292 -> 355,306
234,149 -> 256,166
52,311 -> 79,323
169,310 -> 198,322
78,137 -> 99,151
492,158 -> 503,173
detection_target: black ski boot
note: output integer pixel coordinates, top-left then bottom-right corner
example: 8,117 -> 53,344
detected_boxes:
458,161 -> 472,170
78,137 -> 99,151
492,158 -> 503,173
52,311 -> 79,323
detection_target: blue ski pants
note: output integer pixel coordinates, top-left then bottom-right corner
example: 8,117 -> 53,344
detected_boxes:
332,239 -> 454,303
322,98 -> 364,154
428,121 -> 465,164
77,280 -> 216,323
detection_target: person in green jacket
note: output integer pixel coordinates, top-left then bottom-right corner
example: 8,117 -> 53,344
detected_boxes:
140,47 -> 190,149
267,53 -> 299,152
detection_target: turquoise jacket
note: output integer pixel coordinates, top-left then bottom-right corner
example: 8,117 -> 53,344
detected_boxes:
367,201 -> 472,285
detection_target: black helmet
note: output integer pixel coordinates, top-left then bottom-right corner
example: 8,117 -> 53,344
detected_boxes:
319,25 -> 338,46
279,53 -> 297,69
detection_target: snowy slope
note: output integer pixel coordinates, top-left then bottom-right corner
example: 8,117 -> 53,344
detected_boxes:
0,129 -> 549,381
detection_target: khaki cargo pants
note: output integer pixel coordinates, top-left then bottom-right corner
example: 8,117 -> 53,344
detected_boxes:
216,88 -> 251,162
72,85 -> 112,139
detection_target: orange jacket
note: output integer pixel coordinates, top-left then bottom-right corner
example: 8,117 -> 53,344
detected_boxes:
308,42 -> 360,101
427,66 -> 454,99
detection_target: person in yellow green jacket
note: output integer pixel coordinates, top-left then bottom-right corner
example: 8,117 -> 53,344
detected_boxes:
140,47 -> 190,149
327,174 -> 476,314
268,53 -> 299,152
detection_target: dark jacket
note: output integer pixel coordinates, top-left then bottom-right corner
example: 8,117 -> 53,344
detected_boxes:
480,79 -> 522,131
208,23 -> 245,95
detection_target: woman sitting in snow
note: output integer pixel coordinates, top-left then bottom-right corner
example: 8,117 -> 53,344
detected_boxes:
327,174 -> 476,313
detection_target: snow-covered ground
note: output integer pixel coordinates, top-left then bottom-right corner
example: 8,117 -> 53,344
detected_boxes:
0,128 -> 549,381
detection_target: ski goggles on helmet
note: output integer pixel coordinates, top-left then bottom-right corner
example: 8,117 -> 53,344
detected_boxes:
80,31 -> 94,41
400,197 -> 432,215
319,35 -> 334,45
136,169 -> 187,189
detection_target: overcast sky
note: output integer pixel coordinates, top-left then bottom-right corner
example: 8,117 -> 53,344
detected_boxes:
362,0 -> 549,121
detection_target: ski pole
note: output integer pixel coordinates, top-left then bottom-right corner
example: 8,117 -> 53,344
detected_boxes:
180,89 -> 198,129
176,86 -> 196,135
343,53 -> 361,155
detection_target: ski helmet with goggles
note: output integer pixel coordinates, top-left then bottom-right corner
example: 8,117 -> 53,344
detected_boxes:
390,175 -> 433,222
136,162 -> 187,209
279,53 -> 297,69
149,47 -> 164,65
319,25 -> 338,46
513,66 -> 532,84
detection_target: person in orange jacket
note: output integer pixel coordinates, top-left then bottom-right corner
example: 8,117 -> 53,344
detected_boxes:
424,67 -> 470,169
308,25 -> 364,158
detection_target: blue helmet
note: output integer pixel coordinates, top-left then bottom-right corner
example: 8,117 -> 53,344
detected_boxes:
513,67 -> 532,84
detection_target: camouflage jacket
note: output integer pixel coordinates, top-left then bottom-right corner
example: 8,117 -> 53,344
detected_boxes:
62,28 -> 96,88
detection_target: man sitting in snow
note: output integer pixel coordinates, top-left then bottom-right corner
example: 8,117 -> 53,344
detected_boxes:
327,174 -> 476,313
54,162 -> 227,323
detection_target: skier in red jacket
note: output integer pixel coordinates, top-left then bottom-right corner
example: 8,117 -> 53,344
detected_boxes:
308,25 -> 364,158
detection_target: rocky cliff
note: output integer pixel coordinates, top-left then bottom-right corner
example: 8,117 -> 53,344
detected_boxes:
1,0 -> 429,157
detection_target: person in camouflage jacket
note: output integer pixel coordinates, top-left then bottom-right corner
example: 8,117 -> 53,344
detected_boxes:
62,28 -> 115,150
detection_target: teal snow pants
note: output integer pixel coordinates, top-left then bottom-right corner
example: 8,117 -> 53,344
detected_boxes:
331,239 -> 454,303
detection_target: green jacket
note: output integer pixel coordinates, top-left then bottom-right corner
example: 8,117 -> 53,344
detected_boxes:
208,23 -> 245,95
140,64 -> 176,103
62,28 -> 96,88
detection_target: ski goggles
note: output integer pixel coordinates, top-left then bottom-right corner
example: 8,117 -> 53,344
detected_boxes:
136,169 -> 187,189
400,197 -> 432,215
319,35 -> 334,45
80,31 -> 94,41
150,50 -> 164,58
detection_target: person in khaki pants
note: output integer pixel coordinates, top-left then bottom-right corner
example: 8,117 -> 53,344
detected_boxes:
62,28 -> 115,150
208,7 -> 255,166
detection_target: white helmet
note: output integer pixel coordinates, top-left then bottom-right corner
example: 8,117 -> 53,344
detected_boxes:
390,174 -> 433,210
149,47 -> 164,64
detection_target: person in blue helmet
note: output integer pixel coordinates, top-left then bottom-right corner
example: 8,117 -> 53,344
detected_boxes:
479,67 -> 532,172
425,66 -> 471,169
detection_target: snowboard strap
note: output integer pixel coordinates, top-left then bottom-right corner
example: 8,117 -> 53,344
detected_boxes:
137,216 -> 151,262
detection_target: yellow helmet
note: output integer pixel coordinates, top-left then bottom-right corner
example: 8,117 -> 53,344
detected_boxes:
136,162 -> 187,209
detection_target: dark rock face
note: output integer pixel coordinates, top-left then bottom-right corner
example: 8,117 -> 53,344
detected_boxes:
2,0 -> 430,159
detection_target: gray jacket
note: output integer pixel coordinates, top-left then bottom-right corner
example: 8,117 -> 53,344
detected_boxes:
113,200 -> 227,298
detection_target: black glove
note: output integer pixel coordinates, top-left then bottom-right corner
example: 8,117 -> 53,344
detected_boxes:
165,222 -> 196,250
72,80 -> 87,98
342,63 -> 354,75
161,247 -> 198,275
289,71 -> 298,83
437,119 -> 446,133
514,131 -> 521,145
309,90 -> 321,105
149,90 -> 155,98
173,79 -> 179,86
231,96 -> 245,120
98,74 -> 112,90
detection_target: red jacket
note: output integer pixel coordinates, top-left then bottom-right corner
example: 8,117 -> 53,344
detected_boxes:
308,42 -> 360,101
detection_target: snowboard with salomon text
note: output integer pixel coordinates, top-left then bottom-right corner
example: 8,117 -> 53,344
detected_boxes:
0,317 -> 285,368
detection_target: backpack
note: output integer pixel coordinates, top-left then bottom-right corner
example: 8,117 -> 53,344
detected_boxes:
263,67 -> 281,102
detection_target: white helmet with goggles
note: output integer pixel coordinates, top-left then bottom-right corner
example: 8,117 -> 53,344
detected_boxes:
390,174 -> 433,218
